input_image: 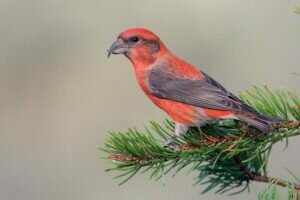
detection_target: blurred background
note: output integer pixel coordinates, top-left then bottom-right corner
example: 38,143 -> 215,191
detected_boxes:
1,0 -> 300,199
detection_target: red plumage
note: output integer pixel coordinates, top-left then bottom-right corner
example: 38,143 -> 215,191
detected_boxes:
132,53 -> 234,127
108,28 -> 284,149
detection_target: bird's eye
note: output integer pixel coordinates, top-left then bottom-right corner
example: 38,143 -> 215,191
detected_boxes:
129,36 -> 139,43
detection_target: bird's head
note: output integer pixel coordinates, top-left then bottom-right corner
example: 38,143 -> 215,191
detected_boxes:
108,28 -> 168,66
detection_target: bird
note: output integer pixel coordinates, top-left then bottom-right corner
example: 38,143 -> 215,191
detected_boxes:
107,27 -> 284,150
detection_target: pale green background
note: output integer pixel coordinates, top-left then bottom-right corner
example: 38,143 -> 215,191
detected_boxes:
1,0 -> 300,200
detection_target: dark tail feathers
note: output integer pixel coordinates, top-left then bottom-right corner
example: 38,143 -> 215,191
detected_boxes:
238,114 -> 286,133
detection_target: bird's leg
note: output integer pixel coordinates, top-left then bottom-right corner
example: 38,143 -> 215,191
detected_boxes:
162,135 -> 179,151
162,123 -> 188,151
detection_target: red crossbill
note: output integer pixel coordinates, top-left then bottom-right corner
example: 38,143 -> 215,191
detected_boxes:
108,28 -> 284,150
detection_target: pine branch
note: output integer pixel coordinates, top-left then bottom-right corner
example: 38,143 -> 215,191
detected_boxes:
235,157 -> 300,191
99,86 -> 300,196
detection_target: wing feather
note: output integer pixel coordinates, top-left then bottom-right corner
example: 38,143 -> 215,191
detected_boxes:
149,66 -> 248,112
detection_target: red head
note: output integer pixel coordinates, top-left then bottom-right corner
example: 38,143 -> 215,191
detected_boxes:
108,28 -> 169,66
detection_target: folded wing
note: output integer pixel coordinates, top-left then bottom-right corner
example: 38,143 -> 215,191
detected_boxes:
149,67 -> 253,113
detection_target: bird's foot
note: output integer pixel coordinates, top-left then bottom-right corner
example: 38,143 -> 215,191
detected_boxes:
163,143 -> 180,152
162,136 -> 180,152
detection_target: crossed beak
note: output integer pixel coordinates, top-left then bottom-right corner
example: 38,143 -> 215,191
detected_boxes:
107,39 -> 129,58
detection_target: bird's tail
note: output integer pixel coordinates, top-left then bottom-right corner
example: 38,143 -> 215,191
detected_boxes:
238,113 -> 286,133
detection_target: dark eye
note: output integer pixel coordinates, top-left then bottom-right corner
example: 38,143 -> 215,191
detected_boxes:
129,36 -> 139,43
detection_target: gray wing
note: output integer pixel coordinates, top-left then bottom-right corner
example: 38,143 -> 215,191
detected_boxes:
149,68 -> 256,112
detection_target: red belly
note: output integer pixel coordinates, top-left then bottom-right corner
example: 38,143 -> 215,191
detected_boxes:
203,109 -> 234,118
147,95 -> 235,126
148,95 -> 201,126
